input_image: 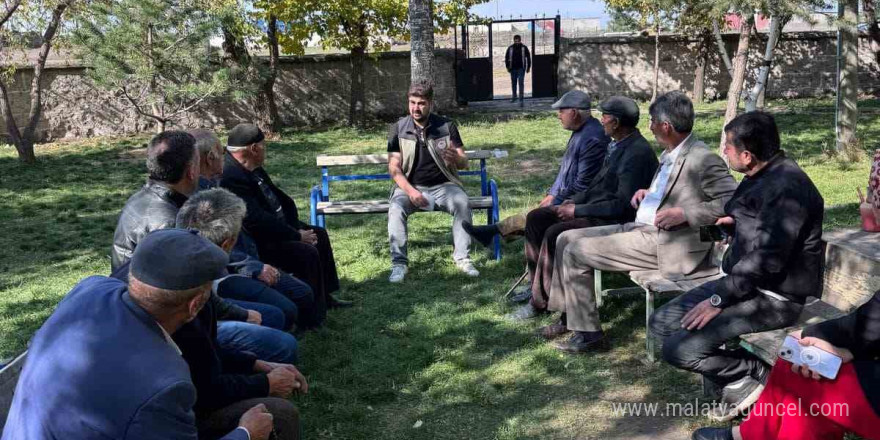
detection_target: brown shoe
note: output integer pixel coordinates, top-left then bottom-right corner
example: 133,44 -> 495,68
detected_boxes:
537,323 -> 569,340
553,331 -> 607,354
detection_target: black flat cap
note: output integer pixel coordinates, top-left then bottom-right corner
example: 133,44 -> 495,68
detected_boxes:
551,90 -> 591,110
227,123 -> 265,148
130,229 -> 228,290
599,96 -> 640,127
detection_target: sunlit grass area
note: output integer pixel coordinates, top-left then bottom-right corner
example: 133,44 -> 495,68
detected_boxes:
0,98 -> 877,439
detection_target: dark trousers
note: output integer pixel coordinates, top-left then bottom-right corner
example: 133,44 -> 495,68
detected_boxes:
218,276 -> 298,330
199,397 -> 300,440
524,207 -> 613,309
510,68 -> 525,99
649,279 -> 803,386
259,226 -> 339,323
274,273 -> 321,329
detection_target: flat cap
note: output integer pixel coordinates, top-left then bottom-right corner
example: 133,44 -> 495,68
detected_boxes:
551,90 -> 591,110
599,96 -> 640,127
227,123 -> 265,148
130,229 -> 228,290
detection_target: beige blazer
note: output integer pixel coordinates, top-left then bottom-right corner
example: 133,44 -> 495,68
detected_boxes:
652,135 -> 737,279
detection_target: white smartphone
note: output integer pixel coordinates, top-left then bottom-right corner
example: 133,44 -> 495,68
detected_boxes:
778,335 -> 842,380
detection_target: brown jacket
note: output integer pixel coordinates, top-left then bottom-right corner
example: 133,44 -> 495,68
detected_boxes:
652,135 -> 737,279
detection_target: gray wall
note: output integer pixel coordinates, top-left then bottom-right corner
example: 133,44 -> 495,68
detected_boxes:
2,49 -> 459,141
558,32 -> 880,100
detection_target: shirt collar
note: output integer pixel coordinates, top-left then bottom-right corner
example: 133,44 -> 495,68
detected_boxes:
660,133 -> 691,164
157,322 -> 183,356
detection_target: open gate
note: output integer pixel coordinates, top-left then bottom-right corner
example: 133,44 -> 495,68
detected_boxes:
455,15 -> 561,103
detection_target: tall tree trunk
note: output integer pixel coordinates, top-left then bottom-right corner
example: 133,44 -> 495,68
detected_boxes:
259,14 -> 281,137
837,0 -> 860,152
745,16 -> 781,112
719,16 -> 753,152
0,0 -> 74,163
713,21 -> 734,79
349,44 -> 366,127
864,0 -> 880,69
693,28 -> 711,103
409,0 -> 435,85
651,18 -> 660,103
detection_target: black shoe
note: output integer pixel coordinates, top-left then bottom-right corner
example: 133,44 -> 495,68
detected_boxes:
510,97 -> 517,103
552,331 -> 606,353
462,221 -> 498,248
329,295 -> 354,309
710,376 -> 764,422
508,287 -> 533,304
692,427 -> 733,440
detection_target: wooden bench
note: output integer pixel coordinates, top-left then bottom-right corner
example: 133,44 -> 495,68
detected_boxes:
309,150 -> 507,260
594,268 -> 724,363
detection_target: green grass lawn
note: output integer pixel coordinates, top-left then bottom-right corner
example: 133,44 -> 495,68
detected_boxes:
1,98 -> 878,439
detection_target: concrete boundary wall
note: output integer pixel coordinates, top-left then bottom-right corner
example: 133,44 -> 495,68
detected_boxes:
1,49 -> 459,142
558,31 -> 880,100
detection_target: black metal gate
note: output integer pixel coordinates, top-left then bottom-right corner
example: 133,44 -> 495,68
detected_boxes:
455,15 -> 561,103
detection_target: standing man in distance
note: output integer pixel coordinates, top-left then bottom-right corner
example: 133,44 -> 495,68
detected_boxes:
387,82 -> 477,283
505,34 -> 531,106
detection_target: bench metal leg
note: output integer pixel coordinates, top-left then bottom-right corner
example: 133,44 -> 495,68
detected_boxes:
593,268 -> 603,308
489,179 -> 501,260
309,186 -> 320,226
645,287 -> 656,364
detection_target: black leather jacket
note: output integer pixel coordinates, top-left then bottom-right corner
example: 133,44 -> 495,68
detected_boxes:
111,180 -> 188,271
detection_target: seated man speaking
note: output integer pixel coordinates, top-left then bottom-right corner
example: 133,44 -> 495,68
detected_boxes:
387,82 -> 477,282
651,111 -> 824,422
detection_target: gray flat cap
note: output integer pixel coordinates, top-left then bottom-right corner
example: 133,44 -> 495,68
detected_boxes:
551,90 -> 591,110
130,229 -> 229,290
599,96 -> 640,127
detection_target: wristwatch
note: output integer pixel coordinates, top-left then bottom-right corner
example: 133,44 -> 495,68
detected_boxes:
709,294 -> 723,308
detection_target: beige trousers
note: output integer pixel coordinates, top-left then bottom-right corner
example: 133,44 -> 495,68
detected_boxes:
548,223 -> 661,332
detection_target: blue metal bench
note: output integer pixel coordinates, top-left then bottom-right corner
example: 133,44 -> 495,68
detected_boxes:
309,150 -> 505,260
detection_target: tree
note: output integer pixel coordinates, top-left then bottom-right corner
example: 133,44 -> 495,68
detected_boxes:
719,14 -> 754,150
0,0 -> 75,163
865,0 -> 880,69
837,0 -> 859,152
409,0 -> 435,85
73,0 -> 232,133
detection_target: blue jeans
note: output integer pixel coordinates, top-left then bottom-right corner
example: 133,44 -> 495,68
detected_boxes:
225,299 -> 286,330
216,321 -> 299,365
510,68 -> 525,99
218,276 -> 298,330
274,273 -> 322,329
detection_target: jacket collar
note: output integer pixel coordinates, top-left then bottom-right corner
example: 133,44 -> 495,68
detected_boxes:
145,180 -> 188,208
120,288 -> 168,343
745,151 -> 786,180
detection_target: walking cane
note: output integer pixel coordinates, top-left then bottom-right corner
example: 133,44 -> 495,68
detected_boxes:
503,270 -> 529,298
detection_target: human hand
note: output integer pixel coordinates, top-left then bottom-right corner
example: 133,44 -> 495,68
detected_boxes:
630,189 -> 648,208
556,203 -> 575,221
266,368 -> 297,398
654,207 -> 687,230
441,147 -> 464,169
790,336 -> 854,381
238,404 -> 273,440
299,229 -> 318,246
715,216 -> 735,244
538,195 -> 555,208
246,310 -> 262,325
257,264 -> 280,286
680,299 -> 722,330
408,190 -> 429,208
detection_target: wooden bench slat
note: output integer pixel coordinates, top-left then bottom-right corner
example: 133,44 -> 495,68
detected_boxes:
739,298 -> 847,365
629,270 -> 724,294
315,150 -> 501,167
316,196 -> 494,214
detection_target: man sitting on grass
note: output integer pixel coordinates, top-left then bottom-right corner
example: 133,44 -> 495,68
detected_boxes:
2,229 -> 278,440
651,111 -> 824,422
386,82 -> 478,282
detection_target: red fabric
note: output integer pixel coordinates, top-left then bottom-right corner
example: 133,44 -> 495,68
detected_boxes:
740,360 -> 880,440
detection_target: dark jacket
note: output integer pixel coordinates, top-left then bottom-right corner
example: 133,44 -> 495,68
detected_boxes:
0,276 -> 247,440
803,290 -> 880,415
505,42 -> 531,71
570,130 -> 659,222
716,152 -> 824,306
547,117 -> 610,201
111,180 -> 188,271
172,294 -> 270,418
220,153 -> 307,245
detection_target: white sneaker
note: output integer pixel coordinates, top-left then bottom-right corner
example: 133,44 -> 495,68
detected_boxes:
455,259 -> 480,277
389,264 -> 408,283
